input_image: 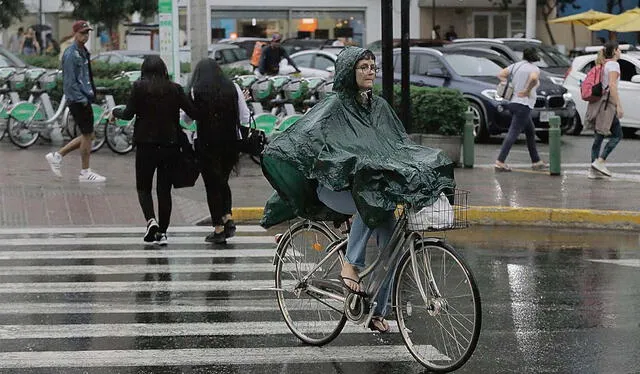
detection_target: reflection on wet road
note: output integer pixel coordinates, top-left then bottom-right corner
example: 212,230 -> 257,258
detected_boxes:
0,225 -> 637,373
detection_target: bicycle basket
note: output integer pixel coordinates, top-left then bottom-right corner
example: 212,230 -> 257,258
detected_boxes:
9,72 -> 25,91
25,68 -> 46,81
306,77 -> 325,91
251,79 -> 274,101
271,76 -> 291,91
317,81 -> 334,100
0,67 -> 16,82
40,71 -> 61,91
283,79 -> 308,102
405,189 -> 469,232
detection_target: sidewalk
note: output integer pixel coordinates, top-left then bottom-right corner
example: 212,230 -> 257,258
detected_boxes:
1,142 -> 639,229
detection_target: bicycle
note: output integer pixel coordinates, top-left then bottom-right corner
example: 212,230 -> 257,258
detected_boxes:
104,104 -> 135,155
272,189 -> 481,372
0,67 -> 24,142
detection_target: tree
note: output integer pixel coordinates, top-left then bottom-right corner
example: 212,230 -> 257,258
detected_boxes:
0,0 -> 28,29
63,0 -> 158,49
489,0 -> 580,45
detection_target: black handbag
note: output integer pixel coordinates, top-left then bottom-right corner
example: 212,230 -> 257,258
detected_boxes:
170,130 -> 200,189
238,115 -> 268,161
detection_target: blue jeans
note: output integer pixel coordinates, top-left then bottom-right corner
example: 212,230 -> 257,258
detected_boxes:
497,103 -> 541,163
316,184 -> 396,316
591,116 -> 622,162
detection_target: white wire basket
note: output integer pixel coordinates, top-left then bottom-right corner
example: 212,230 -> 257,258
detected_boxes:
405,189 -> 469,232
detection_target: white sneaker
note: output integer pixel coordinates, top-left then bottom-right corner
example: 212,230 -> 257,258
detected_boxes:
144,218 -> 159,243
45,152 -> 62,177
591,159 -> 611,177
78,169 -> 106,183
587,168 -> 605,180
155,232 -> 168,246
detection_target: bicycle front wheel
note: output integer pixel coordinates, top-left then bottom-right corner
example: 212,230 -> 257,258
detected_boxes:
105,120 -> 134,155
7,117 -> 39,148
394,239 -> 481,372
91,118 -> 106,152
274,221 -> 347,346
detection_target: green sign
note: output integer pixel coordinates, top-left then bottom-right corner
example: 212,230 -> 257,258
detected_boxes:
158,0 -> 172,13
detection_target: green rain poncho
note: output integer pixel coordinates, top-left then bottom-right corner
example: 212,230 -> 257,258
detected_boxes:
260,47 -> 455,228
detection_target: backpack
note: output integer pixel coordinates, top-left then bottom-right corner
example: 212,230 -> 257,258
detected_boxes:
250,41 -> 268,69
581,63 -> 606,102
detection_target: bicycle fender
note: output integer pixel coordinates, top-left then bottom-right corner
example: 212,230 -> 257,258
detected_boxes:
7,102 -> 44,121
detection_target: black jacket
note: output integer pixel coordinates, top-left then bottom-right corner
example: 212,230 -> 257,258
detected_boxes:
113,81 -> 198,145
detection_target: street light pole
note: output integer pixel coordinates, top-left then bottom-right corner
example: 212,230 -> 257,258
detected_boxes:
381,0 -> 393,105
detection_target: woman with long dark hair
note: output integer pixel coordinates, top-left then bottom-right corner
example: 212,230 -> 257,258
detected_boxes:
112,55 -> 198,245
188,58 -> 244,244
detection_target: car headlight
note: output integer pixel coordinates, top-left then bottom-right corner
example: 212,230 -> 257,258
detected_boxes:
563,92 -> 572,101
481,89 -> 503,101
549,76 -> 565,85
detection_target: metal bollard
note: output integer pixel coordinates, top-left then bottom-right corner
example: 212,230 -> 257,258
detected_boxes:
463,112 -> 475,168
548,115 -> 561,176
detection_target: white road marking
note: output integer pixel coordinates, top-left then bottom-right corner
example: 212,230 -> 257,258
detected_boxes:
588,259 -> 640,268
0,225 -> 266,235
0,249 -> 275,260
0,236 -> 274,246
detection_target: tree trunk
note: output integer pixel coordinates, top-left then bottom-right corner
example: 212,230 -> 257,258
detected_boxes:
542,4 -> 556,46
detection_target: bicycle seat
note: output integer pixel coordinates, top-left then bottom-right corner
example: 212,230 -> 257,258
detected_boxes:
95,86 -> 112,94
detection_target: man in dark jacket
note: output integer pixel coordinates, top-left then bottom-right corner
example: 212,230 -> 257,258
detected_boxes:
258,34 -> 301,76
45,20 -> 106,182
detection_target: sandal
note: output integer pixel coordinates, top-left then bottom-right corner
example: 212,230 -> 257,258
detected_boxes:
368,316 -> 391,333
340,276 -> 367,297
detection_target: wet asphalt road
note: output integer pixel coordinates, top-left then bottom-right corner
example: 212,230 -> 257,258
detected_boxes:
0,225 -> 638,373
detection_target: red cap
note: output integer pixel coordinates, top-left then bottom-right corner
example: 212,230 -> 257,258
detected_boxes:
72,20 -> 93,34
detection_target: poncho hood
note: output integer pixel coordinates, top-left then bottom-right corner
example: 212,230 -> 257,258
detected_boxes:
260,48 -> 456,228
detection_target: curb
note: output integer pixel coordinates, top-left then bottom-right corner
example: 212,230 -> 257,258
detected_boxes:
201,206 -> 640,230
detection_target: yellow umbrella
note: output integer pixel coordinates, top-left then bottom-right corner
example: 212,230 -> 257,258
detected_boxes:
549,9 -> 614,49
588,8 -> 640,32
549,9 -> 614,26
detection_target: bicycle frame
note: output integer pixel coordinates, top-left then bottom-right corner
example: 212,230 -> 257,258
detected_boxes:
277,211 -> 435,327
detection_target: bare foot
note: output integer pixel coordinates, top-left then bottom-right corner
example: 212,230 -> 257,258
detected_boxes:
340,263 -> 361,293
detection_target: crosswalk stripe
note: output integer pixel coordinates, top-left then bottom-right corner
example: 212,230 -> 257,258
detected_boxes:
0,301 -> 290,314
0,249 -> 275,260
0,263 -> 311,275
0,280 -> 276,293
0,236 -> 275,246
0,225 -> 267,235
0,345 -> 447,368
0,321 -> 400,339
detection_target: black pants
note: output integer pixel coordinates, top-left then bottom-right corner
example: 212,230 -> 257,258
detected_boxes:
135,143 -> 178,233
195,141 -> 233,226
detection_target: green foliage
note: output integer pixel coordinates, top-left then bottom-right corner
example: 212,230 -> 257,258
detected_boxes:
21,55 -> 62,69
222,66 -> 253,77
0,0 -> 27,29
128,0 -> 157,18
91,61 -> 142,78
374,85 -> 467,136
489,0 -> 579,11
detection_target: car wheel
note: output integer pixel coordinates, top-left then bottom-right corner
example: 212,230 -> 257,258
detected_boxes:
537,131 -> 549,143
467,102 -> 489,142
562,114 -> 582,136
622,127 -> 637,138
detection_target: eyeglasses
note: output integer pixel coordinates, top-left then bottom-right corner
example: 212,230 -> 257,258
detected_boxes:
356,64 -> 380,73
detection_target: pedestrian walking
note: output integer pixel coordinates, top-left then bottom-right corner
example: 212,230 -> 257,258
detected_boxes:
45,20 -> 106,182
111,55 -> 199,245
445,25 -> 458,41
20,27 -> 40,56
258,34 -> 301,76
586,41 -> 623,179
494,47 -> 548,172
187,58 -> 246,244
431,25 -> 441,40
8,27 -> 24,54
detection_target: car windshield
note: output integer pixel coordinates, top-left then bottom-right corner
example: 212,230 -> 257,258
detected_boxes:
444,54 -> 502,77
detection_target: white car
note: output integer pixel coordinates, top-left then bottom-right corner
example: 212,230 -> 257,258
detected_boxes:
278,49 -> 340,79
564,53 -> 640,136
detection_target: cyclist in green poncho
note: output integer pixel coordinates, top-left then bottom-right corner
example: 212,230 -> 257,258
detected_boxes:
261,47 -> 456,332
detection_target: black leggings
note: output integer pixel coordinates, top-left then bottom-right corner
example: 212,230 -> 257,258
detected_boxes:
135,143 -> 177,232
195,141 -> 233,226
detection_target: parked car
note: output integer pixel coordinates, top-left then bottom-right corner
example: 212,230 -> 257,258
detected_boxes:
91,50 -> 159,65
218,37 -> 269,57
179,44 -> 251,70
0,47 -> 28,69
366,38 -> 450,52
279,49 -> 340,78
281,38 -> 345,54
384,47 -> 575,142
448,38 -> 571,82
563,53 -> 640,137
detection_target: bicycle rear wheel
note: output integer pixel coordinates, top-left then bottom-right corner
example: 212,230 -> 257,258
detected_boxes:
91,118 -> 106,152
7,117 -> 40,148
394,239 -> 481,372
274,221 -> 347,346
0,118 -> 6,141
